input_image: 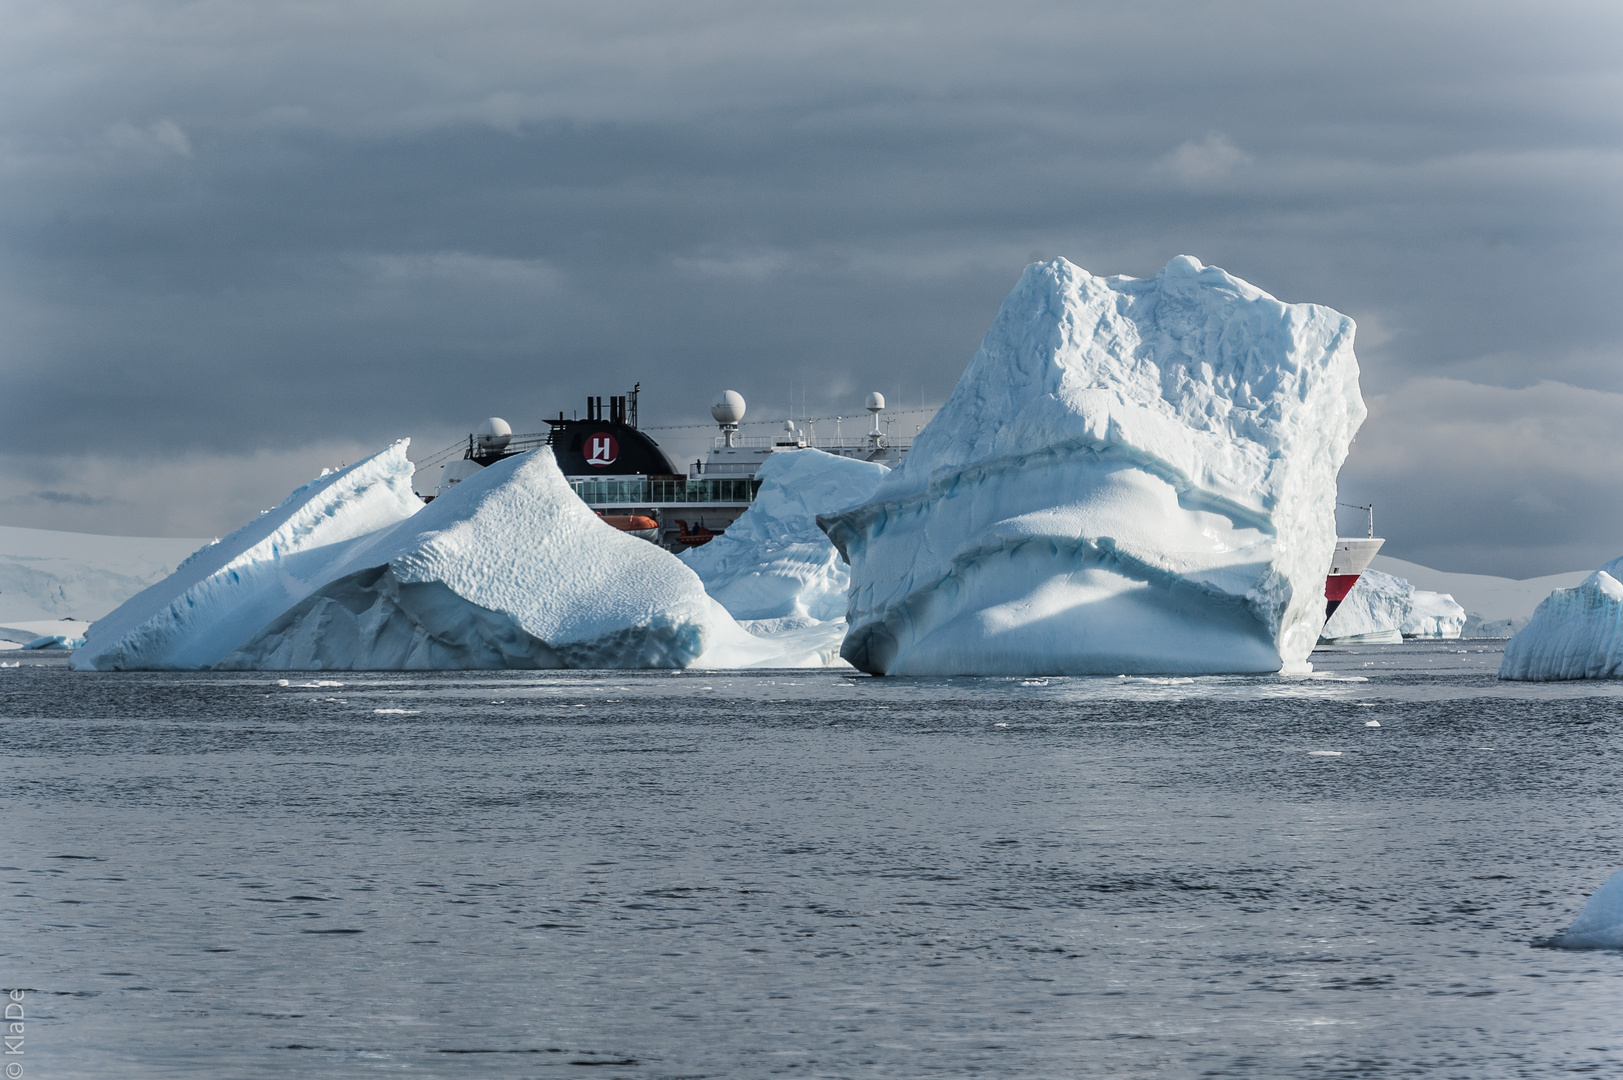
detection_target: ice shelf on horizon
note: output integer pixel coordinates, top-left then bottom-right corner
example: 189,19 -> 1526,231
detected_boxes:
819,255 -> 1366,676
73,442 -> 845,671
1499,557 -> 1623,680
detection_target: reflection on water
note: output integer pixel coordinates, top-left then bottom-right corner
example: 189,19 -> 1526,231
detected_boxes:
3,639 -> 1622,1078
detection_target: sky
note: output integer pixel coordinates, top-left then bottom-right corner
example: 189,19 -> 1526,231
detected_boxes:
2,0 -> 1622,576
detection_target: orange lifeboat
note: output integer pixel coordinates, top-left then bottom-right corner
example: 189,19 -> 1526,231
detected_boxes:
595,513 -> 659,541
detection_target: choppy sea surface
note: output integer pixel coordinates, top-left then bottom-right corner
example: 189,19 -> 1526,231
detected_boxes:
3,640 -> 1622,1079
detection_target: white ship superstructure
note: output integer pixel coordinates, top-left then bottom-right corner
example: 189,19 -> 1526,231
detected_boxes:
419,387 -> 912,550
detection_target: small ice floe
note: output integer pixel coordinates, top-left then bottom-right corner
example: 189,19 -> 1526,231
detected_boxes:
0,661 -> 19,668
23,635 -> 86,650
275,678 -> 344,688
1364,720 -> 1381,727
1116,675 -> 1195,685
1020,678 -> 1050,687
994,722 -> 1010,727
1307,750 -> 1343,756
1548,867 -> 1623,949
373,708 -> 419,715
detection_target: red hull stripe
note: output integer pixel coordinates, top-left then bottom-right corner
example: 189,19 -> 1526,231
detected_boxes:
1325,574 -> 1361,602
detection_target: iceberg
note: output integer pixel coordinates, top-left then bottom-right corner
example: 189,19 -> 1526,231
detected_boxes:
72,443 -> 425,670
76,440 -> 844,671
1549,867 -> 1623,950
681,448 -> 888,624
1319,570 -> 1466,642
819,256 -> 1365,676
1499,560 -> 1623,680
1320,569 -> 1410,643
1401,589 -> 1466,638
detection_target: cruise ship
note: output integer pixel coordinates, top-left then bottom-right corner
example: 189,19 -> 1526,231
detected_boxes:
417,385 -> 910,550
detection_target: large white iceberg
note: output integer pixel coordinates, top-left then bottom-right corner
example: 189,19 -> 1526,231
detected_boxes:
220,448 -> 719,669
1499,560 -> 1623,680
1549,867 -> 1623,949
1319,569 -> 1466,642
819,255 -> 1365,676
681,448 -> 888,625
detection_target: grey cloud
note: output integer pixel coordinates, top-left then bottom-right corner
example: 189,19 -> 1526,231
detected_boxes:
2,0 -> 1622,572
22,490 -> 125,507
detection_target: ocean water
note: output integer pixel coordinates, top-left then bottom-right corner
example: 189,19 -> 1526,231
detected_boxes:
3,640 -> 1622,1079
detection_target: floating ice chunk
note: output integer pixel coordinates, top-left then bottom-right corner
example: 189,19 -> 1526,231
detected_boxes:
682,449 -> 888,623
73,442 -> 424,670
1364,720 -> 1381,727
820,255 -> 1365,676
1500,563 -> 1623,680
221,450 -> 718,670
689,600 -> 851,669
22,634 -> 86,650
1549,867 -> 1623,949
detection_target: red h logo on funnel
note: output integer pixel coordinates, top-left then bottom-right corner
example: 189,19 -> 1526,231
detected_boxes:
586,432 -> 619,467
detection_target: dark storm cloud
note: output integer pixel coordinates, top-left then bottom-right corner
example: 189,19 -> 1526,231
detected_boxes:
2,0 -> 1622,570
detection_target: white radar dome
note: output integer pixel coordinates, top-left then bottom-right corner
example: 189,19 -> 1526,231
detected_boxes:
866,391 -> 886,413
711,390 -> 746,425
475,417 -> 512,451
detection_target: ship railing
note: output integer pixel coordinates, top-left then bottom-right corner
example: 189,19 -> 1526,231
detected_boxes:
707,435 -> 913,453
689,461 -> 760,478
568,477 -> 761,506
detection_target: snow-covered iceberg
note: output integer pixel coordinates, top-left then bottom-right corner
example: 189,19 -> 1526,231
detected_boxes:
221,449 -> 722,670
1549,867 -> 1623,950
1499,560 -> 1623,680
72,443 -> 425,670
681,448 -> 888,625
819,256 -> 1365,676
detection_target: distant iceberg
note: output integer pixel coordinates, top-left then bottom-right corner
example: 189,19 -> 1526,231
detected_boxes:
1320,569 -> 1465,642
1499,560 -> 1623,680
819,255 -> 1366,676
682,448 -> 887,625
1402,589 -> 1466,638
1548,866 -> 1623,949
